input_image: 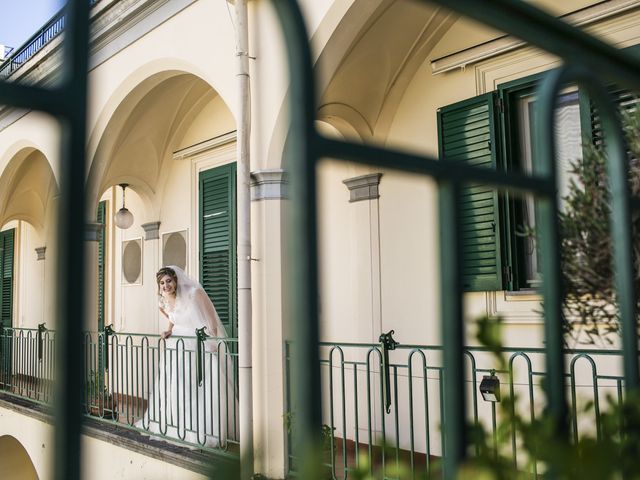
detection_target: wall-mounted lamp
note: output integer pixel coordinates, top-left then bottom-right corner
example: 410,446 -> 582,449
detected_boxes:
479,370 -> 501,402
114,183 -> 134,229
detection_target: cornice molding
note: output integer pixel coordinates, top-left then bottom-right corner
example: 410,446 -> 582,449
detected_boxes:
343,173 -> 383,203
35,247 -> 46,261
141,221 -> 161,240
431,0 -> 640,74
172,132 -> 237,160
250,169 -> 288,201
0,0 -> 198,132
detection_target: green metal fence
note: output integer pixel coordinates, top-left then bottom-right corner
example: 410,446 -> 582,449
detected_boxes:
0,326 -> 240,453
286,340 -> 627,478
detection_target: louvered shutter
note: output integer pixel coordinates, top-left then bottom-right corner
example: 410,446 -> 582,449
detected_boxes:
581,45 -> 640,148
438,93 -> 503,291
581,87 -> 639,149
0,229 -> 12,388
0,229 -> 14,329
97,201 -> 106,331
199,163 -> 237,337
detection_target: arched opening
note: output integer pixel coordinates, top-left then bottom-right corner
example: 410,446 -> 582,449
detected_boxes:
0,435 -> 39,480
87,71 -> 236,337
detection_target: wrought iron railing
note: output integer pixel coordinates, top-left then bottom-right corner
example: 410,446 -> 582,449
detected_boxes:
0,326 -> 240,453
286,340 -> 625,478
0,0 -> 101,80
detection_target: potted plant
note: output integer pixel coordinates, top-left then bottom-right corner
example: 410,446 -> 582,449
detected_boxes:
85,369 -> 118,420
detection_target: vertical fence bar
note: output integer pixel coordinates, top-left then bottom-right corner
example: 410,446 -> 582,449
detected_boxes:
53,0 -> 90,477
438,180 -> 466,476
597,94 -> 639,392
534,69 -> 571,457
272,1 -> 323,477
353,362 -> 360,472
366,351 -> 376,477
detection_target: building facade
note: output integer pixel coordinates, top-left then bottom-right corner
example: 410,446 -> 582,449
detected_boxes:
0,0 -> 638,478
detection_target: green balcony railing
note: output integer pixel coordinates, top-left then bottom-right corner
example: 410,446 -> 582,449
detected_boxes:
286,340 -> 627,479
0,326 -> 240,454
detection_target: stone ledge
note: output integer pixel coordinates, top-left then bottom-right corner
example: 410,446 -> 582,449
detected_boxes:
0,393 -> 238,477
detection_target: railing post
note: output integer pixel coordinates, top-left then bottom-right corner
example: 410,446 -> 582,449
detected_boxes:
196,326 -> 208,386
37,323 -> 46,362
379,330 -> 399,414
103,324 -> 114,372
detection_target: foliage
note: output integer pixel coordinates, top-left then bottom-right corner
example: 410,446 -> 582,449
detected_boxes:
85,369 -> 110,400
464,316 -> 640,479
559,106 -> 640,344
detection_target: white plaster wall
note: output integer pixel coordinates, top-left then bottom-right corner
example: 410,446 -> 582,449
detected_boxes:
16,222 -> 45,329
378,172 -> 438,345
0,112 -> 61,186
0,407 -> 52,480
318,160 -> 363,343
0,405 -> 207,480
81,434 -> 208,480
111,189 -> 147,333
175,95 -> 236,151
86,0 -> 238,159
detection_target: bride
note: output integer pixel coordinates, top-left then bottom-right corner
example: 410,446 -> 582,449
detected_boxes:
136,265 -> 233,448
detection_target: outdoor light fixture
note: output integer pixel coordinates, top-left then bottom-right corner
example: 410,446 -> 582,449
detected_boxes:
479,370 -> 501,402
114,183 -> 134,229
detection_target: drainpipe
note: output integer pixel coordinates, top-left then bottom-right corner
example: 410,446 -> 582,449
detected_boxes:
234,0 -> 254,477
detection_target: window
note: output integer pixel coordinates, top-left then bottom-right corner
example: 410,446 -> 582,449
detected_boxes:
437,73 -> 584,292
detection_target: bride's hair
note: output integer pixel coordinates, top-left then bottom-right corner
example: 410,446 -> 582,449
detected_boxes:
156,267 -> 177,296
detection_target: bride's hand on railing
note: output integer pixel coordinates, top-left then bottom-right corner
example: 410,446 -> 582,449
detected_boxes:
160,330 -> 172,339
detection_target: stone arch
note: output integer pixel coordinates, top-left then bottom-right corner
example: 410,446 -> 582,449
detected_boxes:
267,0 -> 457,167
86,61 -> 236,222
0,435 -> 39,480
0,147 -> 58,234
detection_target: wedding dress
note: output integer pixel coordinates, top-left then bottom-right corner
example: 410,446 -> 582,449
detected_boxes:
136,266 -> 234,448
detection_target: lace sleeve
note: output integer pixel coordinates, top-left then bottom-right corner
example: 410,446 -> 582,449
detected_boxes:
158,297 -> 173,323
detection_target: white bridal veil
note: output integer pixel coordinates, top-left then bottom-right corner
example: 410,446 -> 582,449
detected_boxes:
168,265 -> 227,341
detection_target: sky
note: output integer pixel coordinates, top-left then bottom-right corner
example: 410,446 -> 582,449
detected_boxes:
0,0 -> 66,52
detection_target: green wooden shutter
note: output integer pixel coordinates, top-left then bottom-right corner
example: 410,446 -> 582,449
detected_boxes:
0,229 -> 15,329
199,163 -> 237,337
0,229 -> 13,389
580,87 -> 639,149
438,93 -> 503,291
580,45 -> 640,148
97,201 -> 106,331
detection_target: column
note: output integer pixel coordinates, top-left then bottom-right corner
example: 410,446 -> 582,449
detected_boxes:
250,168 -> 288,477
141,221 -> 161,333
